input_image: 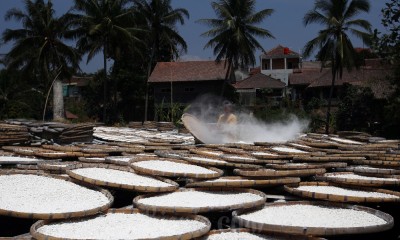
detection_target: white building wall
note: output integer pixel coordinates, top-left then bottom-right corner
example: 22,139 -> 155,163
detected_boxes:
260,69 -> 293,86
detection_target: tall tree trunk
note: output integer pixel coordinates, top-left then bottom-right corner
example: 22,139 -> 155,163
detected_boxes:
220,60 -> 233,98
325,69 -> 337,134
103,43 -> 108,123
52,78 -> 64,121
144,45 -> 156,122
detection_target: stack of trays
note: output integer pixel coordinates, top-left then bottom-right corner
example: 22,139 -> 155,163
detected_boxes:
57,123 -> 95,144
0,123 -> 30,145
128,121 -> 143,129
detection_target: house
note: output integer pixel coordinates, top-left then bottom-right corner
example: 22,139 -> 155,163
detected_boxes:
148,60 -> 234,106
289,59 -> 394,103
62,76 -> 91,100
234,73 -> 285,107
260,45 -> 301,85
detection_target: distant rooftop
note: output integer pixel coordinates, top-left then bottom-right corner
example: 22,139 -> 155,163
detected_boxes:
261,45 -> 300,59
148,60 -> 230,83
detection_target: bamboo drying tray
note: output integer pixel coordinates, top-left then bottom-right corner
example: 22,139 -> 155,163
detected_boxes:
268,146 -> 310,155
129,158 -> 224,179
220,154 -> 272,164
41,145 -> 81,152
316,172 -> 400,187
284,182 -> 400,203
16,164 -> 41,170
66,163 -> 179,192
0,155 -> 46,165
217,147 -> 248,155
232,201 -> 394,236
31,208 -> 211,240
293,156 -> 365,162
265,162 -> 346,170
104,156 -> 135,166
78,157 -> 107,163
353,159 -> 400,167
133,188 -> 266,214
0,171 -> 113,219
340,166 -> 400,175
189,148 -> 224,158
250,152 -> 292,160
234,168 -> 326,178
186,176 -> 300,188
180,154 -> 262,169
197,228 -> 325,240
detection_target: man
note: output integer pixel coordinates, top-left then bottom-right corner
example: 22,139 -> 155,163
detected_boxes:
217,101 -> 237,142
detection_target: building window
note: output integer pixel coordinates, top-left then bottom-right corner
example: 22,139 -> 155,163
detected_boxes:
184,87 -> 194,92
161,88 -> 171,93
288,62 -> 293,69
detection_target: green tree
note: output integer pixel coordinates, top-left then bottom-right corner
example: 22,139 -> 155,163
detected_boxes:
198,0 -> 274,77
134,0 -> 189,121
376,0 -> 400,138
303,0 -> 372,134
70,0 -> 140,123
2,0 -> 81,121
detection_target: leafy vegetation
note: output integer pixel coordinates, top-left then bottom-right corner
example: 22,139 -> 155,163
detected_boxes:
303,0 -> 372,133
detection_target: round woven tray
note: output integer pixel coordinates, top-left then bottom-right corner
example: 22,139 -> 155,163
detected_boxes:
31,208 -> 211,240
316,172 -> 400,187
104,156 -> 135,166
186,176 -> 300,188
220,154 -> 272,164
293,156 -> 365,162
341,166 -> 400,175
250,152 -> 292,160
66,163 -> 179,192
189,148 -> 224,158
198,228 -> 324,240
284,182 -> 400,203
16,164 -> 41,170
234,168 -> 326,178
375,156 -> 400,161
129,158 -> 224,179
268,146 -> 310,155
133,188 -> 266,214
0,155 -> 45,165
265,162 -> 341,170
41,145 -> 81,152
232,201 -> 394,236
78,157 -> 107,163
0,171 -> 113,219
353,159 -> 400,167
37,161 -> 77,172
153,150 -> 187,159
180,154 -> 262,169
217,147 -> 248,155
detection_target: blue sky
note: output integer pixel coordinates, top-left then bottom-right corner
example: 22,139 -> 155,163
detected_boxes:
0,0 -> 389,73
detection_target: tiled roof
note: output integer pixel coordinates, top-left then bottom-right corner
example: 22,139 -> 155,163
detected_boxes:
148,60 -> 230,83
308,68 -> 392,88
234,73 -> 286,89
290,58 -> 392,87
261,45 -> 300,59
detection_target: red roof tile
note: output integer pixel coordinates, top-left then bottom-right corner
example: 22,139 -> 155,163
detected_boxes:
148,61 -> 230,83
261,45 -> 300,59
234,73 -> 285,89
289,67 -> 393,89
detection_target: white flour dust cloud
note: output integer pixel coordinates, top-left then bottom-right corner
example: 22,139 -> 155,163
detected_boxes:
184,94 -> 309,144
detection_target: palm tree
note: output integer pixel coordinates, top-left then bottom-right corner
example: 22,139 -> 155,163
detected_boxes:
303,0 -> 372,134
70,0 -> 140,123
2,0 -> 80,121
134,0 -> 189,121
198,0 -> 274,79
